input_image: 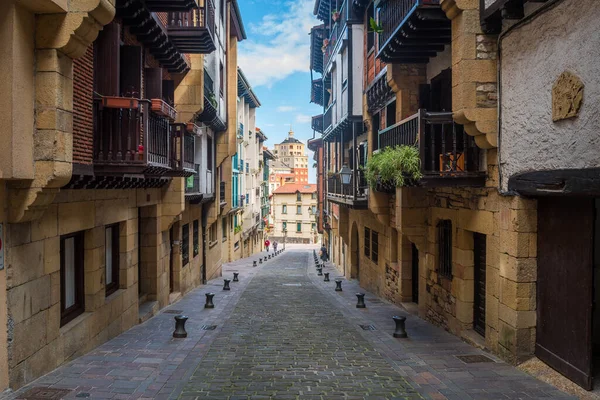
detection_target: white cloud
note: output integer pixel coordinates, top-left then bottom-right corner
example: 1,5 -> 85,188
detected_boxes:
295,114 -> 312,124
238,0 -> 316,88
276,106 -> 297,112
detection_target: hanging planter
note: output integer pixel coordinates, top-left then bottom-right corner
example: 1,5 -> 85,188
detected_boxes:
365,145 -> 422,192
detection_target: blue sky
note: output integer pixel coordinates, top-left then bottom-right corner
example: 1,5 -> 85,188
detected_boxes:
237,0 -> 321,183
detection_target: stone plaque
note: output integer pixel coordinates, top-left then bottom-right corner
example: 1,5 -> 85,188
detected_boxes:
552,71 -> 584,121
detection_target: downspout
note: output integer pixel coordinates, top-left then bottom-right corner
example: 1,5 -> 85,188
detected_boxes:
201,205 -> 209,285
496,0 -> 564,195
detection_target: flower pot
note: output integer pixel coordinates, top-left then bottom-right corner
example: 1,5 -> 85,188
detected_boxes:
151,99 -> 177,121
102,96 -> 140,109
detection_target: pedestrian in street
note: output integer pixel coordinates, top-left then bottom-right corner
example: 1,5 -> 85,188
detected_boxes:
264,239 -> 270,252
320,244 -> 329,262
273,241 -> 278,252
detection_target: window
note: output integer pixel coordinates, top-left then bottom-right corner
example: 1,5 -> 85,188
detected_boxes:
283,221 -> 287,231
182,224 -> 190,266
438,220 -> 452,279
297,205 -> 302,215
372,231 -> 379,263
312,193 -> 317,199
61,232 -> 85,326
105,224 -> 120,297
210,223 -> 217,243
366,2 -> 375,51
222,217 -> 227,240
297,223 -> 302,232
312,223 -> 316,231
193,220 -> 199,257
297,192 -> 302,201
282,205 -> 287,214
364,228 -> 371,257
219,62 -> 224,97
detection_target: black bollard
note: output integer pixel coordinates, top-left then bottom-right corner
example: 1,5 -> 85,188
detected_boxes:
356,293 -> 366,308
259,258 -> 263,264
335,280 -> 343,292
317,267 -> 323,276
253,260 -> 257,267
223,279 -> 231,291
324,272 -> 330,282
392,316 -> 408,338
233,272 -> 239,282
173,315 -> 188,338
264,256 -> 267,262
205,293 -> 215,308
268,254 -> 271,259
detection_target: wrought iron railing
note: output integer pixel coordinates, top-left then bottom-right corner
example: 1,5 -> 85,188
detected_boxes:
93,98 -> 171,170
377,109 -> 481,176
327,173 -> 368,201
379,0 -> 440,50
167,0 -> 215,35
324,0 -> 348,67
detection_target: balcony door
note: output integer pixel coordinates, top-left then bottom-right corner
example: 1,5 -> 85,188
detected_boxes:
419,68 -> 452,113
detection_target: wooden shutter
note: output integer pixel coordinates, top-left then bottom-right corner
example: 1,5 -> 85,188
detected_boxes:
145,68 -> 163,100
120,46 -> 143,97
94,22 -> 121,96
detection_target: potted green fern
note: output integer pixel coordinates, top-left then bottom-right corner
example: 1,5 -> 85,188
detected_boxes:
365,145 -> 422,192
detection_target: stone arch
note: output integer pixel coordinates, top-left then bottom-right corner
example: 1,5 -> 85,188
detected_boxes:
350,222 -> 360,280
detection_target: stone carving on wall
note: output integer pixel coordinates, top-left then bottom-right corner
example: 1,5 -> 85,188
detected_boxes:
552,71 -> 584,122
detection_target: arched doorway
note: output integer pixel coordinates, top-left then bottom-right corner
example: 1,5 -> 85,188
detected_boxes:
350,223 -> 360,280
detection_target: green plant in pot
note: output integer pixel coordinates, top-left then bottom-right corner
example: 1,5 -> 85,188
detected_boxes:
365,145 -> 422,190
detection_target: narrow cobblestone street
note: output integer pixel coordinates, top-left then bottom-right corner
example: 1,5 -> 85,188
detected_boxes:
8,248 -> 573,400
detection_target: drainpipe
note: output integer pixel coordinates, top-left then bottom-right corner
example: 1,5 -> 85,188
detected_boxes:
201,205 -> 209,285
496,0 -> 564,195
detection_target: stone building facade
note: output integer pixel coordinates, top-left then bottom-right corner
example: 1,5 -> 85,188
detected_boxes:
0,0 -> 265,392
270,184 -> 318,245
310,0 -> 546,383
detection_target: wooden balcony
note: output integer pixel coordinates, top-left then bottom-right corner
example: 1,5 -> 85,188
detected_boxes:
311,78 -> 324,106
195,70 -> 226,132
93,97 -> 171,176
327,174 -> 368,209
312,114 -> 324,134
377,109 -> 486,187
167,0 -> 216,54
170,124 -> 196,177
144,0 -> 197,12
377,0 -> 451,64
310,25 -> 326,74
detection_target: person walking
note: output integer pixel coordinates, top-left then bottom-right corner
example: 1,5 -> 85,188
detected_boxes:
264,239 -> 270,252
273,241 -> 278,252
320,244 -> 329,262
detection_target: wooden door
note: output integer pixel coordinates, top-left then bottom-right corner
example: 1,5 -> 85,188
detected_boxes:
169,227 -> 174,293
411,244 -> 419,303
473,233 -> 486,337
537,197 -> 594,389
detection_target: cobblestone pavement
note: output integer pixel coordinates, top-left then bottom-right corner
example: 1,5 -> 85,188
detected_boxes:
6,247 -> 574,400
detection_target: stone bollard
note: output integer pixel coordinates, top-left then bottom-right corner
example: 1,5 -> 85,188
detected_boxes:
392,316 -> 408,338
233,272 -> 239,282
324,272 -> 330,282
205,293 -> 215,308
223,279 -> 231,291
317,267 -> 323,276
173,315 -> 188,338
253,260 -> 257,267
356,293 -> 366,309
335,280 -> 343,292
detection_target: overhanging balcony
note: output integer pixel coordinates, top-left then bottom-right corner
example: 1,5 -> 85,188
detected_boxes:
144,0 -> 197,11
93,97 -> 171,176
327,174 -> 368,209
185,165 -> 214,203
377,109 -> 485,187
310,24 -> 326,74
311,78 -> 324,106
167,0 -> 216,54
312,114 -> 324,134
377,0 -> 451,64
195,70 -> 226,132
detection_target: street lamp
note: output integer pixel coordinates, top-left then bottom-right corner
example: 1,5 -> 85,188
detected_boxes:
339,164 -> 352,185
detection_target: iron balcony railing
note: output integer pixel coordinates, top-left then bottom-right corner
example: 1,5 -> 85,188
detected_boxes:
93,97 -> 170,173
324,103 -> 334,132
167,0 -> 216,54
170,124 -> 195,175
323,0 -> 348,67
327,173 -> 368,202
377,109 -> 482,178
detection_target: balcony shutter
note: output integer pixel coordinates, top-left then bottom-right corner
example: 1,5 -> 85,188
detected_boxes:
145,68 -> 163,100
94,22 -> 120,96
120,46 -> 143,97
418,84 -> 431,110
